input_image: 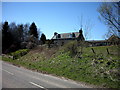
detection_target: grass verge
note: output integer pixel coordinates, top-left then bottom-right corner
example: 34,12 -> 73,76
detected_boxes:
2,44 -> 120,88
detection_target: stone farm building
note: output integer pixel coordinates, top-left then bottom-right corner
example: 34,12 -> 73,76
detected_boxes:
48,28 -> 120,47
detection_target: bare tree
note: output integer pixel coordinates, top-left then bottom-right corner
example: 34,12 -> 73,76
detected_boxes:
97,2 -> 120,38
84,19 -> 94,40
77,15 -> 94,40
23,23 -> 30,41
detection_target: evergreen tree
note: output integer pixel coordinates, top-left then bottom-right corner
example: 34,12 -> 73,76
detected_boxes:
2,21 -> 13,53
29,22 -> 38,38
40,33 -> 46,44
2,21 -> 9,34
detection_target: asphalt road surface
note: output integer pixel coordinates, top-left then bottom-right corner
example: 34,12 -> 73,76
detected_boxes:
2,61 -> 91,89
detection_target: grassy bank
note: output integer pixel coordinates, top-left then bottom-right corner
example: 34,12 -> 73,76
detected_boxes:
2,43 -> 120,88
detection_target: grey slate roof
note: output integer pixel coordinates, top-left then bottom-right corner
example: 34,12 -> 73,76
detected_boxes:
53,32 -> 79,39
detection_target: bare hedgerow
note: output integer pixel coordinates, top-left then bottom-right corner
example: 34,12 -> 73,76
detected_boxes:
63,41 -> 78,57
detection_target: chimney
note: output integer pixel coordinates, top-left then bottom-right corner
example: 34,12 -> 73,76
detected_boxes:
79,28 -> 83,34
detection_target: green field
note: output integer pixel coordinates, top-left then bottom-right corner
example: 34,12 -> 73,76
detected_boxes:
2,42 -> 120,88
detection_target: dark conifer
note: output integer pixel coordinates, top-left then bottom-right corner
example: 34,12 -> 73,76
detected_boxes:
29,22 -> 38,38
40,33 -> 46,44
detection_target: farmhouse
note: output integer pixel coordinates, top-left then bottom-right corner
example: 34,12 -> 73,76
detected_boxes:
49,28 -> 120,47
51,28 -> 84,46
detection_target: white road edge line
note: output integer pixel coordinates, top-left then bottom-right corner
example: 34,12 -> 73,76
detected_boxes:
29,82 -> 45,88
32,76 -> 67,88
2,69 -> 14,75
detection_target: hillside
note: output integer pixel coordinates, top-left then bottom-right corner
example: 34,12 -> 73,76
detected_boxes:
2,41 -> 120,88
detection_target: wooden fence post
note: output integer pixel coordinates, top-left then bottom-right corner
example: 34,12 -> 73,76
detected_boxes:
106,48 -> 109,54
91,48 -> 95,54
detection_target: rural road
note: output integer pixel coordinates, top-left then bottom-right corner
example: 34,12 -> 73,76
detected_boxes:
1,61 -> 91,89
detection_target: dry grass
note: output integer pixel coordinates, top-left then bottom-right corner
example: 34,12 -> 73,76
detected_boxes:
29,45 -> 59,59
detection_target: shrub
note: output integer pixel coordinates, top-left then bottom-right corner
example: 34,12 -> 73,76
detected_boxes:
26,42 -> 35,49
9,49 -> 29,59
63,41 -> 78,57
20,42 -> 27,49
